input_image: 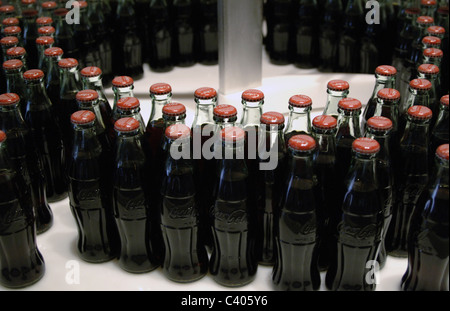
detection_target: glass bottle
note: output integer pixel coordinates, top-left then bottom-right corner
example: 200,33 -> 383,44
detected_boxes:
273,134 -> 320,291
361,65 -> 397,133
53,8 -> 79,59
318,0 -> 343,72
311,115 -> 339,271
21,8 -> 39,69
197,0 -> 218,65
210,126 -> 258,287
429,95 -> 449,169
284,94 -> 313,146
401,143 -> 449,291
2,59 -> 26,114
68,110 -> 119,263
6,46 -> 28,70
22,69 -> 67,203
421,46 -> 444,66
326,138 -> 383,291
416,64 -> 441,127
0,130 -> 45,289
0,92 -> 53,234
35,35 -> 54,72
256,112 -> 287,266
43,46 -> 62,113
365,116 -> 395,270
386,105 -> 432,257
322,79 -> 350,119
265,0 -> 293,65
113,97 -> 146,135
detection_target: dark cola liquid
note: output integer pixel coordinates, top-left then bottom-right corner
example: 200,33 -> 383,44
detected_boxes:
172,0 -> 197,67
265,0 -> 292,65
59,97 -> 80,155
318,3 -> 343,72
335,139 -> 354,202
387,147 -> 428,257
197,0 -> 218,65
145,119 -> 166,161
148,1 -> 174,72
210,170 -> 257,286
327,188 -> 383,291
0,171 -> 45,288
160,165 -> 208,282
402,186 -> 449,291
273,179 -> 320,291
314,156 -> 340,271
292,1 -> 319,68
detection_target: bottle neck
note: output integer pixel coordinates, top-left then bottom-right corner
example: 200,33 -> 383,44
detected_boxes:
0,141 -> 12,171
285,106 -> 311,135
288,149 -> 316,182
374,100 -> 400,132
219,141 -> 248,177
336,110 -> 362,139
82,76 -> 108,100
116,108 -> 146,133
5,69 -> 25,90
115,130 -> 146,165
371,76 -> 396,100
0,103 -> 26,130
113,86 -> 135,106
45,56 -> 62,83
430,158 -> 449,190
400,88 -> 430,116
323,89 -> 349,118
365,130 -> 392,162
433,104 -> 449,134
260,125 -> 286,157
60,67 -> 82,97
77,100 -> 107,133
164,115 -> 186,129
346,152 -> 378,192
312,127 -> 337,156
240,100 -> 263,129
192,98 -> 216,129
149,93 -> 171,123
72,123 -> 102,158
26,79 -> 51,106
214,116 -> 237,133
401,118 -> 430,149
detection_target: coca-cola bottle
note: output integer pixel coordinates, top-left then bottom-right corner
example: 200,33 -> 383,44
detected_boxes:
22,69 -> 67,203
255,111 -> 287,266
337,0 -> 364,73
401,143 -> 449,291
39,1 -> 57,18
273,134 -> 320,291
291,0 -> 320,69
113,0 -> 143,79
421,35 -> 442,51
172,0 -> 196,67
6,46 -> 28,70
420,0 -> 438,16
197,0 -> 218,65
43,46 -> 63,111
322,79 -> 350,119
3,26 -> 22,43
160,123 -> 208,282
318,0 -> 343,72
0,92 -> 53,234
422,46 -> 444,66
58,57 -> 83,155
80,66 -> 113,134
112,97 -> 146,135
1,36 -> 19,94
113,117 -> 160,273
365,116 -> 395,270
326,137 -> 383,291
36,16 -> 53,29
68,110 -> 119,263
147,0 -> 173,72
21,8 -> 39,69
433,9 -> 449,96
213,104 -> 237,130
35,36 -> 54,71
2,59 -> 26,113
386,105 -> 432,257
361,65 -> 397,133
0,130 -> 45,288
311,115 -> 339,271
54,8 -> 79,59
37,25 -> 55,38
284,95 -> 313,146
429,95 -> 449,169
265,0 -> 292,65
210,126 -> 257,287
416,64 -> 441,127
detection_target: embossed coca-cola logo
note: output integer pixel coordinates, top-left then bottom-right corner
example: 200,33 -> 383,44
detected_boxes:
77,188 -> 100,201
125,197 -> 146,210
212,209 -> 247,224
169,206 -> 196,219
0,201 -> 24,226
339,223 -> 378,240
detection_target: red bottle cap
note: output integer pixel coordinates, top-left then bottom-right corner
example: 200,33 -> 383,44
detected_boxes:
214,104 -> 237,118
44,46 -> 63,57
41,1 -> 57,9
289,94 -> 312,108
165,124 -> 191,140
76,89 -> 98,102
80,66 -> 102,78
3,26 -> 21,36
38,26 -> 55,36
338,98 -> 362,111
0,36 -> 19,47
2,17 -> 19,26
23,69 -> 44,81
423,47 -> 444,58
0,93 -> 20,106
377,88 -> 401,101
260,111 -> 285,125
150,82 -> 172,95
117,97 -> 140,111
22,0 -> 37,4
375,65 -> 397,76
221,126 -> 246,142
421,0 -> 437,6
112,76 -> 133,88
6,46 -> 26,57
367,116 -> 393,131
440,95 -> 449,106
114,117 -> 140,132
352,138 -> 380,154
408,105 -> 433,120
22,9 -> 38,17
0,5 -> 15,14
312,115 -> 338,130
427,26 -> 446,35
36,36 -> 54,46
71,110 -> 95,125
162,102 -> 186,116
54,8 -> 68,16
418,64 -> 440,75
58,58 -> 78,69
416,16 -> 434,25
2,59 -> 23,71
242,89 -> 264,102
0,130 -> 6,143
36,16 -> 53,26
73,0 -> 87,9
288,134 -> 316,152
409,78 -> 432,90
195,87 -> 217,100
422,36 -> 441,46
436,144 -> 449,161
327,79 -> 350,91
